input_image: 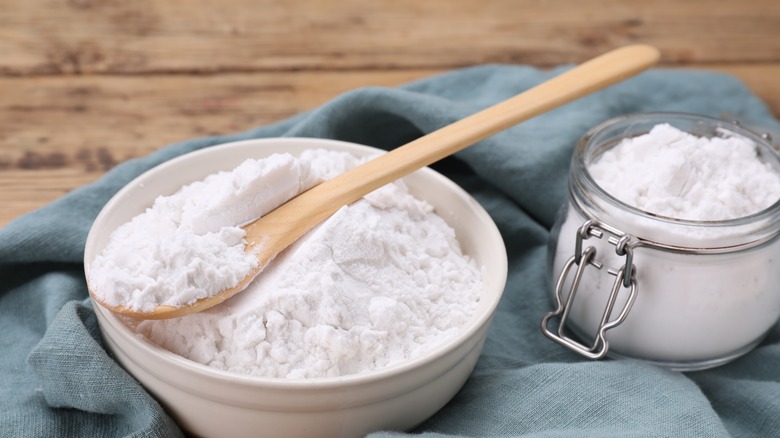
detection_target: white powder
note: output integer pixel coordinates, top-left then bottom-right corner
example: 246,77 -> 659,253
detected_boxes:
589,123 -> 780,221
89,152 -> 332,312
551,123 -> 780,366
108,149 -> 481,378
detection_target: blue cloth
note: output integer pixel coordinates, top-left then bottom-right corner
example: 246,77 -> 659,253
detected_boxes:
2,65 -> 779,437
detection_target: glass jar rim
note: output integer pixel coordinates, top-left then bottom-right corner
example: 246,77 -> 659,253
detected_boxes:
573,111 -> 780,230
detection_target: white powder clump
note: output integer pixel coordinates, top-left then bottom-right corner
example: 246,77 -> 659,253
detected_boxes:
89,152 -> 328,312
134,150 -> 482,379
589,123 -> 780,221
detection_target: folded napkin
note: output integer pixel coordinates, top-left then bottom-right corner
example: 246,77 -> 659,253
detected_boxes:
2,64 -> 779,438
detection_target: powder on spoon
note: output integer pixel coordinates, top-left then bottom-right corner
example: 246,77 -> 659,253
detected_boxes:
89,150 -> 345,312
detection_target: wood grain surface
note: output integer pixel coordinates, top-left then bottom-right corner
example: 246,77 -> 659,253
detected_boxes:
1,0 -> 779,227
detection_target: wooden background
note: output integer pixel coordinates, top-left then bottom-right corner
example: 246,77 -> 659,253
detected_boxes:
1,0 -> 779,228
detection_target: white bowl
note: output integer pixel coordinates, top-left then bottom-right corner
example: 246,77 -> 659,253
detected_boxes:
85,137 -> 508,438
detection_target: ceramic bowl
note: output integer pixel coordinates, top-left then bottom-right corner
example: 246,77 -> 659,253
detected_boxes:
85,137 -> 508,438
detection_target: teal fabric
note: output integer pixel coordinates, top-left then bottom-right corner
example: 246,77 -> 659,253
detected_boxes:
2,65 -> 780,437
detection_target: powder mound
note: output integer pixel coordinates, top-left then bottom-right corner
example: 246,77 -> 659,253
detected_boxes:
133,150 -> 482,379
89,151 -> 354,312
588,123 -> 780,221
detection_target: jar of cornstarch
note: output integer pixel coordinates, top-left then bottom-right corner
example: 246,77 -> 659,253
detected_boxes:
541,112 -> 780,371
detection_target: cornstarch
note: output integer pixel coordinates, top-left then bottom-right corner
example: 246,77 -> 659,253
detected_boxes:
116,149 -> 481,378
551,121 -> 780,364
589,123 -> 780,221
89,152 -> 326,312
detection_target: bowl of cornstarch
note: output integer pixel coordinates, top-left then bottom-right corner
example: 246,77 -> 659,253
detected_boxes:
542,112 -> 780,371
84,137 -> 508,438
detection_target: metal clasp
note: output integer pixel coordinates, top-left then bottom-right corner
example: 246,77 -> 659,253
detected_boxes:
541,220 -> 639,359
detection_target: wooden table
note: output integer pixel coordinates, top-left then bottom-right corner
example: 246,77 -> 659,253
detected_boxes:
1,0 -> 778,228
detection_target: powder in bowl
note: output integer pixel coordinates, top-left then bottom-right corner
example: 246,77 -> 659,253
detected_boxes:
104,149 -> 482,378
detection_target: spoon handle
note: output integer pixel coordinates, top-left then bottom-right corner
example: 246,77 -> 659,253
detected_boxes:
244,45 -> 660,254
101,45 -> 659,320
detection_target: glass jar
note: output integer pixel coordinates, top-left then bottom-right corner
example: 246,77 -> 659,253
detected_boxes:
541,112 -> 780,371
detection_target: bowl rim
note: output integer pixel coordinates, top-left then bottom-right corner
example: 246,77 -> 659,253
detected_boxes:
86,136 -> 508,390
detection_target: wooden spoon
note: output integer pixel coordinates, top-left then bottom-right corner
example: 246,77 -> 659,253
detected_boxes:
96,44 -> 660,319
